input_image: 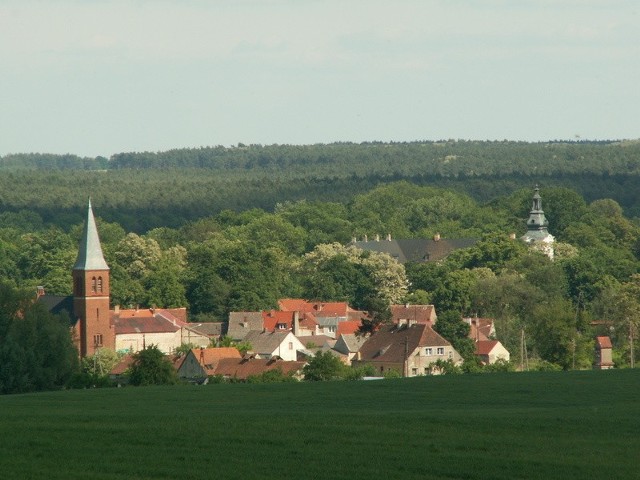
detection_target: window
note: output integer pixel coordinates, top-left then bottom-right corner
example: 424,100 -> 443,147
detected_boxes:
424,367 -> 429,374
91,277 -> 97,293
277,323 -> 287,330
411,368 -> 418,376
425,348 -> 433,356
437,347 -> 445,355
97,276 -> 103,293
93,334 -> 103,347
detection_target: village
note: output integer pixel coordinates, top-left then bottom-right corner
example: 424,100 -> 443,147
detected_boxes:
36,188 -> 616,385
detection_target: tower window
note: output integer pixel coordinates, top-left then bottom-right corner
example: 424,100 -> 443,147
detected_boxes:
97,276 -> 103,293
91,277 -> 97,293
93,334 -> 103,347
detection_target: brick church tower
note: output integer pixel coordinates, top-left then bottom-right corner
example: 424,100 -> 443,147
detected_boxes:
72,200 -> 115,357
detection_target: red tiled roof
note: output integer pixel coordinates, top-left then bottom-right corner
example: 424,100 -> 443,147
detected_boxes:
390,304 -> 436,325
475,340 -> 499,356
262,310 -> 296,331
214,357 -> 305,380
277,298 -> 356,316
110,354 -> 135,375
299,314 -> 318,330
596,336 -> 613,349
337,320 -> 362,337
191,347 -> 242,375
112,308 -> 187,334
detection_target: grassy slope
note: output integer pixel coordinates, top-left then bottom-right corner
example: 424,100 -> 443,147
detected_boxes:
0,370 -> 638,480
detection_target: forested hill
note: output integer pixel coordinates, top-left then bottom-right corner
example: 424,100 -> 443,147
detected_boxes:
3,140 -> 640,176
1,140 -> 639,232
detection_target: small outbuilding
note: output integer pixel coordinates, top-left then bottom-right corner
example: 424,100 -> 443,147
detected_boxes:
594,336 -> 614,370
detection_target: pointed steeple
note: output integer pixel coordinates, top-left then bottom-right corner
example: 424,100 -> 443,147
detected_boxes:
73,199 -> 109,271
525,185 -> 549,233
521,186 -> 555,258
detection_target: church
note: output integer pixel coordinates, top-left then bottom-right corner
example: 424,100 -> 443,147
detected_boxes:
39,201 -> 215,358
520,185 -> 555,259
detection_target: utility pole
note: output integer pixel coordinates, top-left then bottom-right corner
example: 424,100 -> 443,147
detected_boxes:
630,322 -> 635,369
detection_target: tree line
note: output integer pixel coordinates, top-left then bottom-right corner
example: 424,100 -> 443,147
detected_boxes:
1,140 -> 640,233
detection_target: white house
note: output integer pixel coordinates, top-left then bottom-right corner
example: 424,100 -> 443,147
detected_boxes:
241,330 -> 306,362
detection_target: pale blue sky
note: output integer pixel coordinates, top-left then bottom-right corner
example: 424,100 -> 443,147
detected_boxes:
1,0 -> 638,157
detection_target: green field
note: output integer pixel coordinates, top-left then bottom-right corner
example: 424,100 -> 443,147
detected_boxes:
0,370 -> 638,480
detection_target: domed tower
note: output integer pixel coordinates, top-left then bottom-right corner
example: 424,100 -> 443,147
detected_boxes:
72,200 -> 115,357
521,186 -> 555,259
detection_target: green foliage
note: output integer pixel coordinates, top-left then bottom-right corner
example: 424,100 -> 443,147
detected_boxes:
432,359 -> 463,375
433,310 -> 474,361
0,283 -> 79,394
216,337 -> 252,355
81,349 -> 122,378
382,368 -> 402,379
343,363 -> 377,380
303,350 -> 346,381
128,346 -> 178,386
483,359 -> 516,373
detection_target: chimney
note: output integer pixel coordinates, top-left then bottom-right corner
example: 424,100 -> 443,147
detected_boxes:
509,232 -> 516,240
433,233 -> 441,241
114,305 -> 120,314
200,347 -> 205,365
386,233 -> 391,241
293,311 -> 300,336
351,236 -> 357,243
36,286 -> 45,298
375,234 -> 380,241
363,234 -> 368,242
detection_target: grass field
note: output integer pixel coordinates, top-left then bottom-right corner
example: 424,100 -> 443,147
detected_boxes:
0,370 -> 638,480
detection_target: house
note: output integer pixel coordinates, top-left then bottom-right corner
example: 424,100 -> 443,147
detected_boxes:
242,330 -> 306,362
228,300 -> 366,341
594,336 -> 614,370
227,311 -> 264,340
464,317 -> 510,365
464,317 -> 496,341
475,340 -> 510,365
333,333 -> 368,364
278,298 -> 366,338
214,355 -> 306,381
113,307 -> 211,354
391,304 -> 437,326
175,347 -> 242,381
184,322 -> 224,345
352,234 -> 478,263
353,323 -> 462,377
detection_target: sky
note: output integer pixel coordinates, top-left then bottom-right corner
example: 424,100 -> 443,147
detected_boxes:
1,0 -> 639,158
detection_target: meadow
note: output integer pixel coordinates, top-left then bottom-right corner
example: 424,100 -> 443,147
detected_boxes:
0,369 -> 637,480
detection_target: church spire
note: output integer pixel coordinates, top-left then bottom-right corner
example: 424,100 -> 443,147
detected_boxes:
521,185 -> 555,259
525,185 -> 549,233
73,199 -> 109,271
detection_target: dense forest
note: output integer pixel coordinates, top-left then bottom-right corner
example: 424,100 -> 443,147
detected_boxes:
1,140 -> 640,375
1,140 -> 640,231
